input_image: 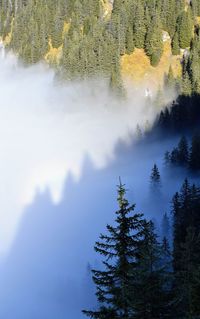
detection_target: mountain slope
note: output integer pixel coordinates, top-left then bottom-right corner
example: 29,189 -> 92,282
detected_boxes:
0,0 -> 200,95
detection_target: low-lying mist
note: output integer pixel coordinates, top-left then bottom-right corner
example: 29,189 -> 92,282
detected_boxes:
0,51 -> 187,319
0,52 -> 164,254
0,133 -> 197,319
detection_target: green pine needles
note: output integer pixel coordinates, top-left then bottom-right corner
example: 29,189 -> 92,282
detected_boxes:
83,180 -> 171,319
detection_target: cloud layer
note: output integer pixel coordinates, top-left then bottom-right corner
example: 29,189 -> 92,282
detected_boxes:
0,51 -> 163,254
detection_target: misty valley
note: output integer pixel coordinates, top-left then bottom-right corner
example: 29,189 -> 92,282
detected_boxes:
0,52 -> 199,318
1,0 -> 200,318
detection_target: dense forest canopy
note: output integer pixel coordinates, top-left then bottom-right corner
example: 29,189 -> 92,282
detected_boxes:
0,0 -> 200,95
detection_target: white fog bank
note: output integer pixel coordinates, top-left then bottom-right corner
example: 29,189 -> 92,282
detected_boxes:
0,52 -> 170,254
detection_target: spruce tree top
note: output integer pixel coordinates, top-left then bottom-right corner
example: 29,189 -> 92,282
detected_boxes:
83,180 -> 146,318
150,164 -> 161,185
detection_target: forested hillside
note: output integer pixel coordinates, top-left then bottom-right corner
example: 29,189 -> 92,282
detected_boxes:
1,0 -> 200,94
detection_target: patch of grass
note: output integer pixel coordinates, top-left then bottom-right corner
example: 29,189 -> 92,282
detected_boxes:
45,39 -> 63,64
121,37 -> 182,91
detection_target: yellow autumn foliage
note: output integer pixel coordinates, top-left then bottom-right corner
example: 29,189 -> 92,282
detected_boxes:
121,38 -> 182,91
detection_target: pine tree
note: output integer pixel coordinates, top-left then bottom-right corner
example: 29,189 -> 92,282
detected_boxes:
82,181 -> 146,318
181,70 -> 192,96
150,164 -> 162,195
166,136 -> 190,167
109,58 -> 125,98
126,25 -> 134,54
171,31 -> 180,55
170,147 -> 179,165
133,221 -> 171,319
178,10 -> 193,49
158,108 -> 171,130
145,13 -> 163,67
161,0 -> 177,37
111,11 -> 126,56
134,2 -> 146,49
150,164 -> 161,184
51,6 -> 64,48
177,136 -> 189,165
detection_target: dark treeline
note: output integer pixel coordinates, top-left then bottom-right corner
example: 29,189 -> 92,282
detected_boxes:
83,178 -> 200,319
164,134 -> 200,172
1,0 -> 200,94
133,93 -> 200,151
155,93 -> 200,134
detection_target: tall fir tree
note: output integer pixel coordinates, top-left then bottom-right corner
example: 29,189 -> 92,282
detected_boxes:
83,181 -> 146,318
178,10 -> 193,49
145,13 -> 163,67
177,136 -> 189,165
150,164 -> 161,189
133,2 -> 146,49
181,70 -> 192,96
171,31 -> 180,55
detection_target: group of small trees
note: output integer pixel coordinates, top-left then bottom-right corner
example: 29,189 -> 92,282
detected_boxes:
83,178 -> 200,318
164,135 -> 200,171
156,94 -> 200,134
